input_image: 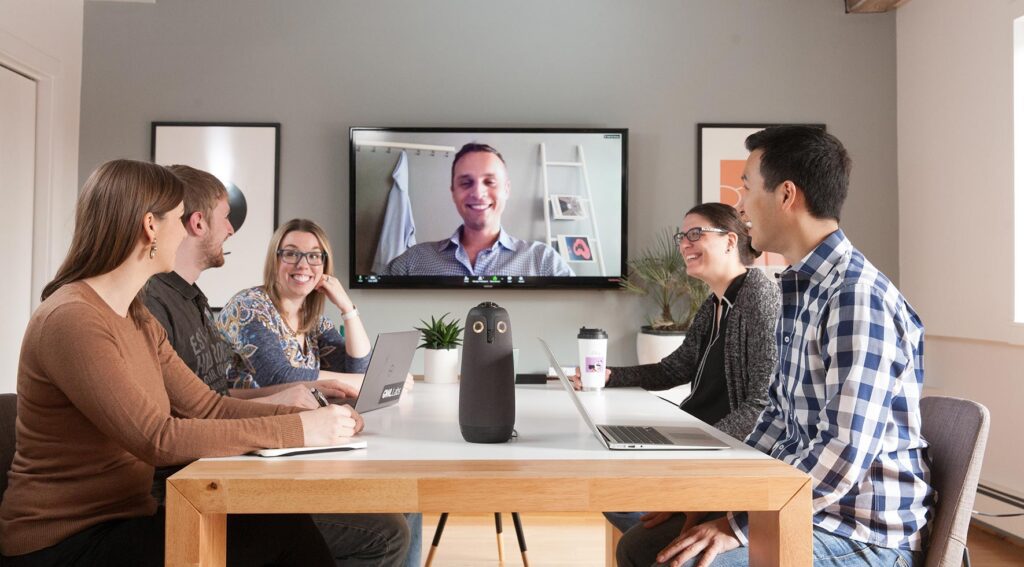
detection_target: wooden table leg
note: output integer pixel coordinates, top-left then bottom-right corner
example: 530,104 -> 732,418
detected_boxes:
165,482 -> 226,567
748,480 -> 812,567
605,521 -> 622,567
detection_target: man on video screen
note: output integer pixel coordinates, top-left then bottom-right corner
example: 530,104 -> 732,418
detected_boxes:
380,143 -> 574,277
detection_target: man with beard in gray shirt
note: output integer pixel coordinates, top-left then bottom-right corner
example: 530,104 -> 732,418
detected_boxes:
145,165 -> 412,566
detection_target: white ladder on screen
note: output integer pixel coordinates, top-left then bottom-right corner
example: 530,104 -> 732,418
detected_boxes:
539,143 -> 607,276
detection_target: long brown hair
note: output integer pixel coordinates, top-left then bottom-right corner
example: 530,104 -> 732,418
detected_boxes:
262,219 -> 335,334
41,159 -> 184,325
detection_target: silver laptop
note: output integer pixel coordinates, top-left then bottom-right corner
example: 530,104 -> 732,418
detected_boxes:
538,339 -> 729,450
348,330 -> 420,413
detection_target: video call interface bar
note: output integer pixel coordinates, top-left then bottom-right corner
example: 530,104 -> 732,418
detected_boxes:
355,274 -> 622,288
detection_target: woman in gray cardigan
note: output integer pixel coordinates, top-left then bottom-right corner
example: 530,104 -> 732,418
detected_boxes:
599,202 -> 781,533
598,202 -> 774,532
606,203 -> 780,439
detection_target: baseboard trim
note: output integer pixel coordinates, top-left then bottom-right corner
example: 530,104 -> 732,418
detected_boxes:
976,484 -> 1024,511
970,518 -> 1024,548
971,483 -> 1024,543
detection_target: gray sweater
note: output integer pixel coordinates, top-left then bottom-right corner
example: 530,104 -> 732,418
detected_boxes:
608,268 -> 781,440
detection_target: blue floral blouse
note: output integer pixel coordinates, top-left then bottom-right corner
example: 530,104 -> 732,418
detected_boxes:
216,286 -> 370,388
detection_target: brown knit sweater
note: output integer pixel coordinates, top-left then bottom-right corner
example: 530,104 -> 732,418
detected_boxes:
0,282 -> 305,556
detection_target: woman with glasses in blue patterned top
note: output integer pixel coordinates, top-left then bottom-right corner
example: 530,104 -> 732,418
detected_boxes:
218,218 -> 372,390
218,218 -> 420,566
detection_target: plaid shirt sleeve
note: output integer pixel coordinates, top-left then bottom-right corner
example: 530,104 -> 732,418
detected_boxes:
743,390 -> 787,454
728,283 -> 911,544
729,400 -> 788,544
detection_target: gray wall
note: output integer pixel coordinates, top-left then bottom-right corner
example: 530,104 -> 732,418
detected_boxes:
80,0 -> 898,373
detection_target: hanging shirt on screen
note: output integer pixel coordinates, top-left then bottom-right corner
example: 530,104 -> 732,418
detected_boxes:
381,226 -> 574,277
371,150 -> 416,273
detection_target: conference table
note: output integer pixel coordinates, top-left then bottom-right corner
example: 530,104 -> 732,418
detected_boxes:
165,382 -> 811,566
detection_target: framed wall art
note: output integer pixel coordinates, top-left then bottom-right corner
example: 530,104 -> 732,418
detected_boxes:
550,195 -> 587,220
558,234 -> 597,263
151,122 -> 280,308
697,123 -> 825,272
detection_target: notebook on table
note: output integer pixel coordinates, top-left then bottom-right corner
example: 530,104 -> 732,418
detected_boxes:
252,440 -> 367,458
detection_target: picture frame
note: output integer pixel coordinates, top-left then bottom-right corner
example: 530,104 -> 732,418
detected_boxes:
697,123 -> 825,272
558,234 -> 597,263
151,122 -> 280,308
550,194 -> 587,220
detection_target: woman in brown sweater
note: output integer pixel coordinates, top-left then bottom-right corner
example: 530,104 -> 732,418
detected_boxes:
0,160 -> 357,566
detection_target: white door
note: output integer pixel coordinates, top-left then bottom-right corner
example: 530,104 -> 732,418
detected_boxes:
0,64 -> 37,393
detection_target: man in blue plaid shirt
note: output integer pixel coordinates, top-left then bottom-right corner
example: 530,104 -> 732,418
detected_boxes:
628,127 -> 934,567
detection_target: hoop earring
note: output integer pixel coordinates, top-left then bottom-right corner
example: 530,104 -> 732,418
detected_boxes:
149,239 -> 157,259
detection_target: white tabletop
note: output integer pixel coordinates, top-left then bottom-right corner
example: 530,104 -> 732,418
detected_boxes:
211,382 -> 770,462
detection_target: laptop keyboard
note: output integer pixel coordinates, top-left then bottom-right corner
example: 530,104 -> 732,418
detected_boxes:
603,425 -> 673,446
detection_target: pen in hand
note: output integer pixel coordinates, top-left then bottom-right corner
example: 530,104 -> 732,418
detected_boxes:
310,388 -> 329,408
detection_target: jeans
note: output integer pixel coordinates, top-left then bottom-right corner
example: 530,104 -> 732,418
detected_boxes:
154,472 -> 415,566
404,512 -> 422,567
616,513 -> 920,567
313,513 -> 410,567
2,509 -> 332,567
605,511 -> 645,533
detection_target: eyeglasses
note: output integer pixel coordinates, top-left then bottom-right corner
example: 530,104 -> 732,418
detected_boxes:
673,227 -> 730,244
277,249 -> 327,266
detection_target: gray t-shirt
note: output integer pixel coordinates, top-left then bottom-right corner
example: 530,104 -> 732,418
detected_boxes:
143,272 -> 232,396
144,271 -> 239,504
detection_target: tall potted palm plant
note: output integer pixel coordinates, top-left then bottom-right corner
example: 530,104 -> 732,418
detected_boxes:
621,228 -> 708,364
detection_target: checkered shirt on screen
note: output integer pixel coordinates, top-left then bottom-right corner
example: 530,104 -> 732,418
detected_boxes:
380,226 -> 574,277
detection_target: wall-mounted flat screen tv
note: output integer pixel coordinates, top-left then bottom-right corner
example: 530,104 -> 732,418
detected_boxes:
349,127 -> 627,289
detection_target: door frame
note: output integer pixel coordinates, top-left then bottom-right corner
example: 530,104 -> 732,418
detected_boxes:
0,30 -> 66,310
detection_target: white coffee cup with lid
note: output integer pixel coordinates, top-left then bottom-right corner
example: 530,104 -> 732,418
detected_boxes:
577,327 -> 608,391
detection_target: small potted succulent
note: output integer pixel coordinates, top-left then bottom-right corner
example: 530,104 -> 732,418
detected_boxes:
415,313 -> 464,384
621,228 -> 708,364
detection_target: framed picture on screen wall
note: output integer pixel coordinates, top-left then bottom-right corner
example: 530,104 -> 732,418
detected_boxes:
151,122 -> 280,308
697,123 -> 825,273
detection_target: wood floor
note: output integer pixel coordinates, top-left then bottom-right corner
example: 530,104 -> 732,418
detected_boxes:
420,513 -> 1024,566
966,524 -> 1024,566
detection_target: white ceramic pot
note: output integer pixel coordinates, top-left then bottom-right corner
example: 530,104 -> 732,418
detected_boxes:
423,347 -> 459,384
636,327 -> 686,365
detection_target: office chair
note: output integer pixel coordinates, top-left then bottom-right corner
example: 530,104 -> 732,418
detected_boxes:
605,395 -> 992,567
0,393 -> 18,506
921,396 -> 990,567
